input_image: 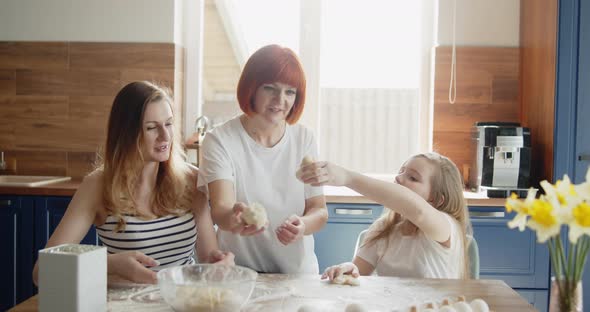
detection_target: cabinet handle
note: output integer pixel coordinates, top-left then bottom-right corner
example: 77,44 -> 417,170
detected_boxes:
470,211 -> 505,218
335,208 -> 372,215
0,199 -> 12,206
579,154 -> 590,161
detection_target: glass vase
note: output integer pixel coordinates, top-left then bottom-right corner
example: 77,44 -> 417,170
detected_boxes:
549,277 -> 583,312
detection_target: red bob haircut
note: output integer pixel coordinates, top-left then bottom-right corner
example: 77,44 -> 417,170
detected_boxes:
237,44 -> 306,124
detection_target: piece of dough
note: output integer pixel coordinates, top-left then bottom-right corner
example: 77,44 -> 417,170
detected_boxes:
242,202 -> 268,228
344,302 -> 367,312
297,305 -> 320,312
331,274 -> 360,286
173,286 -> 243,312
301,155 -> 314,166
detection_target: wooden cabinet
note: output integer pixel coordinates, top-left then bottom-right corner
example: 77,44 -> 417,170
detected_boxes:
315,203 -> 550,311
0,195 -> 96,310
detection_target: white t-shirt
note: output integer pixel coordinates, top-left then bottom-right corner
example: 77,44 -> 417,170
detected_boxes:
198,116 -> 324,274
357,213 -> 464,279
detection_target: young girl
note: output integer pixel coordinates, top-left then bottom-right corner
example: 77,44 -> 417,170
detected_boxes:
297,152 -> 472,280
33,81 -> 233,285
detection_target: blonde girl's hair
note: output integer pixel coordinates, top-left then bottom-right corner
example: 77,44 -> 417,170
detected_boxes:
363,152 -> 473,279
97,81 -> 194,231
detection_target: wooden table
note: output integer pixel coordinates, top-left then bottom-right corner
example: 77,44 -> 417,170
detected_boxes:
10,274 -> 537,312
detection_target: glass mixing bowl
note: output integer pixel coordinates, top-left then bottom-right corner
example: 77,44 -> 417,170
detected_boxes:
157,264 -> 258,312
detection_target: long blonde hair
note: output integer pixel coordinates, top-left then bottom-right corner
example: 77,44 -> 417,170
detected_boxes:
98,81 -> 193,231
364,152 -> 473,279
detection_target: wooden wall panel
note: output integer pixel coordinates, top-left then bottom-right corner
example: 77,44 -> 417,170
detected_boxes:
70,43 -> 175,69
0,96 -> 68,119
0,70 -> 16,94
67,152 -> 98,178
0,42 -> 68,70
16,69 -> 121,96
8,151 -> 68,176
0,41 -> 183,178
433,47 -> 520,180
520,0 -> 557,184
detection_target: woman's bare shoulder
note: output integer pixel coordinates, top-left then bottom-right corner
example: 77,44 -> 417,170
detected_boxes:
82,169 -> 104,188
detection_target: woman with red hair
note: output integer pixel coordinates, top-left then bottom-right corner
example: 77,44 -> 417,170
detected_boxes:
198,44 -> 328,273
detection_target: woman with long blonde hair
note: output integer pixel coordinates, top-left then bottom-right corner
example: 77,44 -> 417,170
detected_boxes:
298,152 -> 473,280
33,81 -> 233,285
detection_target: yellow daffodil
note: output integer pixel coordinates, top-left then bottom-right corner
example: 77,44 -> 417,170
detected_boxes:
506,189 -> 536,231
526,196 -> 561,242
504,168 -> 590,310
569,200 -> 590,243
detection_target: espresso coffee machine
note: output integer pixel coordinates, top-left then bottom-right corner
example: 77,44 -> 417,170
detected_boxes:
468,122 -> 532,198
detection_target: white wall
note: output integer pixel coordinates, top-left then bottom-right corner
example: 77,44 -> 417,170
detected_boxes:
0,0 -> 175,42
437,0 -> 520,46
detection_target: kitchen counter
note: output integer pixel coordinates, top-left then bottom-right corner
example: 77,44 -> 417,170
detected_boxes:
0,180 -> 506,207
10,274 -> 535,312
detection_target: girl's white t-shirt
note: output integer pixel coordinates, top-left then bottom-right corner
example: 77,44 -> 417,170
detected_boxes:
357,213 -> 465,279
197,116 -> 324,274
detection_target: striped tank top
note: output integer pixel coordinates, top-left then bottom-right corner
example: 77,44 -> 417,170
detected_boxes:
96,213 -> 197,271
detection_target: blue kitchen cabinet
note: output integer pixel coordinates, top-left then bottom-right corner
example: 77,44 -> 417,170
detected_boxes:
0,196 -> 34,311
471,206 -> 550,289
34,196 -> 99,254
316,203 -> 550,311
314,204 -> 384,272
554,0 -> 590,307
471,206 -> 549,312
0,195 -> 98,310
517,290 -> 549,312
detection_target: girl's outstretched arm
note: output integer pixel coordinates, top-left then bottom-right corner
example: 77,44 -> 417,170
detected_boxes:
297,162 -> 451,244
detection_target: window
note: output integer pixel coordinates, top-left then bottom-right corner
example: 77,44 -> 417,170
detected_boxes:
203,0 -> 436,175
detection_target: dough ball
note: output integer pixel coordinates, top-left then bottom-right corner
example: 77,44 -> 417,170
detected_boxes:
469,299 -> 490,312
331,274 -> 360,286
344,302 -> 367,312
439,306 -> 457,312
242,202 -> 268,228
301,155 -> 314,166
297,305 -> 320,312
174,286 -> 242,312
452,301 -> 473,312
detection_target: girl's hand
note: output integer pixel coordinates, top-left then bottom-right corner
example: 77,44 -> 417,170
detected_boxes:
208,250 -> 235,265
276,215 -> 305,245
296,161 -> 350,187
230,202 -> 266,236
108,251 -> 159,284
321,262 -> 360,281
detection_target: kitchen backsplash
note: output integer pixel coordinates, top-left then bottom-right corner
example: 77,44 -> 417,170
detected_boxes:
433,46 -> 520,179
0,42 -> 183,178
